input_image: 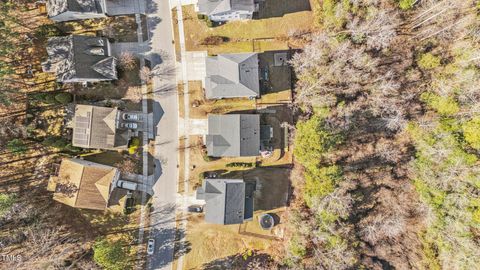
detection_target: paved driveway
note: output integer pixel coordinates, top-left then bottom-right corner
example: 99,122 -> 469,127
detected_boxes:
185,51 -> 207,83
187,119 -> 207,135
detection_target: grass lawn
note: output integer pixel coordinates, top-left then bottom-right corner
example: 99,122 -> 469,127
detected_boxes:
172,5 -> 314,56
184,214 -> 274,270
80,207 -> 142,267
83,151 -> 125,166
183,168 -> 290,270
185,135 -> 256,191
257,90 -> 292,104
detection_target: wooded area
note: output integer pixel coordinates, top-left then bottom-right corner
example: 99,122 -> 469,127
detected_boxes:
283,0 -> 480,269
0,1 -> 138,269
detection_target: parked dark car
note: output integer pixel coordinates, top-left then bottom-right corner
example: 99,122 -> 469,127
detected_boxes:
188,205 -> 204,213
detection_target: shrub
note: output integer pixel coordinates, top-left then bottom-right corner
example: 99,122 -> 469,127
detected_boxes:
43,137 -> 68,150
462,117 -> 480,149
206,18 -> 214,28
418,53 -> 441,70
34,24 -> 62,40
399,0 -> 416,10
294,116 -> 342,169
420,92 -> 459,115
7,139 -> 27,155
225,162 -> 255,168
304,165 -> 342,207
197,14 -> 206,20
129,137 -> 140,154
198,172 -> 206,180
202,151 -> 214,162
54,92 -> 72,104
93,238 -> 130,270
0,193 -> 16,217
44,93 -> 57,104
65,144 -> 81,153
32,93 -> 47,101
201,36 -> 227,46
0,92 -> 11,106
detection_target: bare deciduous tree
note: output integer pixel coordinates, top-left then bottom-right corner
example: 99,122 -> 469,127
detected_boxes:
118,52 -> 137,71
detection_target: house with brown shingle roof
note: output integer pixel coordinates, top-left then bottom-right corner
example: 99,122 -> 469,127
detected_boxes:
47,158 -> 119,210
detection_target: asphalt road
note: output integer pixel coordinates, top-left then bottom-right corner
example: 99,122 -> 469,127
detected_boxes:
145,0 -> 180,269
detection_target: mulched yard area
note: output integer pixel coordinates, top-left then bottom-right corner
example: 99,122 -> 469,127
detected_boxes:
103,15 -> 139,42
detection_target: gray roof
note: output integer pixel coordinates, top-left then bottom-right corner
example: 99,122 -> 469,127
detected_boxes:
42,35 -> 117,82
206,114 -> 260,157
47,0 -> 103,17
72,105 -> 130,149
198,0 -> 255,16
205,53 -> 259,99
197,179 -> 249,225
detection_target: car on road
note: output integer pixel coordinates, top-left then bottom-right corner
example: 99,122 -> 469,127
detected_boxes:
123,113 -> 142,121
188,205 -> 204,213
147,238 -> 155,255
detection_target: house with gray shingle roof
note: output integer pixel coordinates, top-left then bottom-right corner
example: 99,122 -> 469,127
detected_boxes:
197,0 -> 257,22
205,53 -> 260,99
71,104 -> 144,150
196,178 -> 255,224
206,114 -> 260,157
42,35 -> 117,83
47,0 -> 107,22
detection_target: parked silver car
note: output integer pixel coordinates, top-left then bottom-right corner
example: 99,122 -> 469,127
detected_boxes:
147,238 -> 155,255
120,122 -> 138,129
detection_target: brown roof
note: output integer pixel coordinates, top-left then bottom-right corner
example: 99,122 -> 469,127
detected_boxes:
50,158 -> 118,210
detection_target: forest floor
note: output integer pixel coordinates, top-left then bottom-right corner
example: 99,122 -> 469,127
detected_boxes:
0,4 -> 145,269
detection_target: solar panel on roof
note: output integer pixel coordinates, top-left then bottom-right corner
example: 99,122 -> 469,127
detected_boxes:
76,122 -> 89,128
74,133 -> 87,140
76,116 -> 89,123
75,128 -> 86,134
74,139 -> 88,146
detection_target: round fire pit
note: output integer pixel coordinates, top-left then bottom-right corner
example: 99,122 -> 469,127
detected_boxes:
259,214 -> 275,230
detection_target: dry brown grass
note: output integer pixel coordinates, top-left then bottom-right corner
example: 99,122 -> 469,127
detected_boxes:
172,5 -> 313,56
184,214 -> 274,270
188,81 -> 256,119
183,167 -> 291,269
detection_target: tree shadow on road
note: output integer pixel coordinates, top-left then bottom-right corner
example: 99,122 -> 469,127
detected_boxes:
147,226 -> 191,269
